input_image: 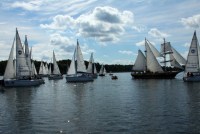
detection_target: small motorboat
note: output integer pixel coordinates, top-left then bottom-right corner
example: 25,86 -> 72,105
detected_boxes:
111,75 -> 118,80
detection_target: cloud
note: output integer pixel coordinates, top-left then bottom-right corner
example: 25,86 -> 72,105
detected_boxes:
41,6 -> 134,42
118,50 -> 133,55
11,1 -> 43,11
136,40 -> 145,46
148,28 -> 170,38
111,59 -> 133,65
181,14 -> 200,28
183,42 -> 190,47
40,15 -> 75,30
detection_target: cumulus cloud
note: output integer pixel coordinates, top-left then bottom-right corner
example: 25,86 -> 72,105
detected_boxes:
41,6 -> 134,42
111,59 -> 133,65
40,15 -> 75,30
118,50 -> 133,55
148,28 -> 170,38
11,1 -> 43,11
181,14 -> 200,28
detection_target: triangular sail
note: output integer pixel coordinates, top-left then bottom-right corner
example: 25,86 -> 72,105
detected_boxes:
48,63 -> 52,75
76,40 -> 86,73
15,29 -> 30,77
87,53 -> 93,73
67,49 -> 76,75
147,40 -> 162,57
171,47 -> 186,65
4,37 -> 15,79
146,39 -> 163,72
185,31 -> 200,73
39,62 -> 44,74
53,51 -> 61,75
132,50 -> 146,71
31,62 -> 37,75
24,35 -> 32,75
99,64 -> 104,74
94,63 -> 97,74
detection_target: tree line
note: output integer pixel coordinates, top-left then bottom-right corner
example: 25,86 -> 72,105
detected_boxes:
0,60 -> 133,75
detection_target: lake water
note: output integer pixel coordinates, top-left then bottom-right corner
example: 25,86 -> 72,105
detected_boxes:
0,73 -> 200,134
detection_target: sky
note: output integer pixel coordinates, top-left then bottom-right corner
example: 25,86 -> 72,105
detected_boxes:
0,0 -> 200,65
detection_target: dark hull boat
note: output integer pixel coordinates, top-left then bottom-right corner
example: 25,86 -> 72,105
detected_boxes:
131,71 -> 179,79
131,39 -> 185,80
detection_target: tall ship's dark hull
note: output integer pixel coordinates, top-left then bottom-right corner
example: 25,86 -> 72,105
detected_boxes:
131,71 -> 180,79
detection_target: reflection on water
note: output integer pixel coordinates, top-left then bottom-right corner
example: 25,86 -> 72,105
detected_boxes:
0,73 -> 200,133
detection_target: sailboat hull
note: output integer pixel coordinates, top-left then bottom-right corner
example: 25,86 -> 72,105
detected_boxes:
48,74 -> 63,80
131,71 -> 180,79
183,75 -> 200,82
3,79 -> 44,87
66,74 -> 93,82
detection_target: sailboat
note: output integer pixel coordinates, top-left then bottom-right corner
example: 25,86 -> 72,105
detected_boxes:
48,51 -> 63,80
87,53 -> 98,78
183,31 -> 200,81
39,61 -> 48,77
99,64 -> 106,76
66,40 -> 93,82
131,38 -> 183,79
2,28 -> 44,87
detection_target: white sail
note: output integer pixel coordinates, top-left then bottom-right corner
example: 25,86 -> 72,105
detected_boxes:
24,35 -> 32,75
171,47 -> 186,65
52,51 -> 61,75
185,31 -> 200,73
39,62 -> 45,74
132,50 -> 146,71
99,64 -> 104,74
161,42 -> 186,68
146,39 -> 163,72
67,49 -> 76,75
87,53 -> 93,73
48,63 -> 52,75
31,62 -> 37,75
94,63 -> 97,74
44,63 -> 48,75
76,40 -> 87,73
15,29 -> 30,77
4,38 -> 15,79
147,40 -> 162,57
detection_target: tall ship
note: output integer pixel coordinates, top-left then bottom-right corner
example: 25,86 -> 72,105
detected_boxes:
131,38 -> 185,79
183,31 -> 200,82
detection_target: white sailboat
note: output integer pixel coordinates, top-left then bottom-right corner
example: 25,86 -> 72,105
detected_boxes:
131,38 -> 181,79
87,53 -> 98,78
39,61 -> 48,77
48,51 -> 63,80
183,31 -> 200,81
2,28 -> 44,87
99,64 -> 106,76
66,40 -> 93,82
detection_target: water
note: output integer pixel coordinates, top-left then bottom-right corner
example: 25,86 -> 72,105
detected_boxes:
0,73 -> 200,134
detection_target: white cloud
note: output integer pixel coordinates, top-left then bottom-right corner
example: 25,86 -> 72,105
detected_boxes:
148,28 -> 170,38
11,1 -> 43,11
136,40 -> 145,46
181,14 -> 200,28
41,6 -> 134,42
40,15 -> 75,30
118,50 -> 133,55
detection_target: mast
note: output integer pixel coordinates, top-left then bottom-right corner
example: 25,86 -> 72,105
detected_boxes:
144,38 -> 147,72
163,38 -> 166,71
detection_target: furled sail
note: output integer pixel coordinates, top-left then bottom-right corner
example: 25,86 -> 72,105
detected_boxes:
132,50 -> 146,71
